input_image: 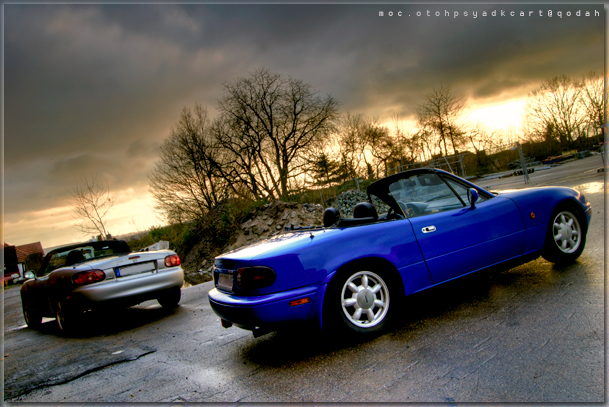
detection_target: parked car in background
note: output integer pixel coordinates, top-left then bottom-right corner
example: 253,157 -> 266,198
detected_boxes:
209,168 -> 591,337
20,240 -> 184,332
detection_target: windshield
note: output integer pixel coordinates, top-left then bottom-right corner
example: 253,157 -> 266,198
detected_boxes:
368,171 -> 487,218
39,240 -> 131,276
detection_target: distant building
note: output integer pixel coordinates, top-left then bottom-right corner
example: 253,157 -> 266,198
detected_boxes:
3,244 -> 19,277
3,241 -> 44,282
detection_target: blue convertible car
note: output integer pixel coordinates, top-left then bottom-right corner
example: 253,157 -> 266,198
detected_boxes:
208,168 -> 591,336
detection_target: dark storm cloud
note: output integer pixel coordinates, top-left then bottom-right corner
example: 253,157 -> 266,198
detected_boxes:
49,154 -> 115,181
3,3 -> 603,244
339,4 -> 603,114
126,139 -> 161,159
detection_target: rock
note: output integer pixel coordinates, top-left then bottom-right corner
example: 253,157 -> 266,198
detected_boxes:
331,189 -> 389,218
184,271 -> 212,285
205,200 -> 325,278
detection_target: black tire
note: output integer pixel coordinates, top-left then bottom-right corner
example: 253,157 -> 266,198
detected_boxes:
22,301 -> 42,329
158,287 -> 181,308
55,300 -> 79,333
541,203 -> 587,264
325,268 -> 394,335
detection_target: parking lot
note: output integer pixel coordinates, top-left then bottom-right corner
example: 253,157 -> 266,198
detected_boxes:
4,154 -> 605,403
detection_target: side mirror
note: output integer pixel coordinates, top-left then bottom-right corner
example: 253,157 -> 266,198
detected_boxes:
468,188 -> 479,208
24,271 -> 36,280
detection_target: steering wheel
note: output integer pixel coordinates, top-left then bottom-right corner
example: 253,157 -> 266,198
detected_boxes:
386,207 -> 404,220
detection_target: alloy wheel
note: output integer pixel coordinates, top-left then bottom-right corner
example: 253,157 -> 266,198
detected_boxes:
340,271 -> 390,329
552,211 -> 582,254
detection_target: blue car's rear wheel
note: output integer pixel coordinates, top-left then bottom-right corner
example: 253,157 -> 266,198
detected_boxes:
328,269 -> 392,334
542,204 -> 587,264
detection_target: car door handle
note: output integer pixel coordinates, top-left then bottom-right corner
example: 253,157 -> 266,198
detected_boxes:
422,226 -> 436,233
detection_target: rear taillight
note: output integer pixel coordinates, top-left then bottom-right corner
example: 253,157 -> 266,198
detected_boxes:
164,255 -> 181,268
73,270 -> 106,285
234,267 -> 276,290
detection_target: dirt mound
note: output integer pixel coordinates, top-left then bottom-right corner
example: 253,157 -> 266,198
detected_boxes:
182,200 -> 323,286
229,201 -> 323,250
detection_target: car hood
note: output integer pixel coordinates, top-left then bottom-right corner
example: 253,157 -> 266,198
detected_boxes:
492,186 -> 580,197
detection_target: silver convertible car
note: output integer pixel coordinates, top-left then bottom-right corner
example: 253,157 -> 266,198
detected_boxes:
20,240 -> 184,332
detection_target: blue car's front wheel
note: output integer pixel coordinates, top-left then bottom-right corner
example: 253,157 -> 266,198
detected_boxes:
328,269 -> 393,334
542,203 -> 587,264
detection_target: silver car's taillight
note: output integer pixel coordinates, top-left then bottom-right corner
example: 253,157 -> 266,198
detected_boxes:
73,269 -> 106,285
164,255 -> 181,268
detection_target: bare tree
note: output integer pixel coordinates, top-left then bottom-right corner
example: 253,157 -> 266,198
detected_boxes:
524,75 -> 586,145
389,113 -> 429,168
70,173 -> 115,239
333,113 -> 399,179
365,122 -> 398,177
461,119 -> 500,154
216,68 -> 339,200
580,71 -> 605,133
333,113 -> 368,180
417,85 -> 466,156
148,105 -> 229,223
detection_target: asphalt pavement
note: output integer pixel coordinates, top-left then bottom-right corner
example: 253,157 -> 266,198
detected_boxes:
3,154 -> 606,403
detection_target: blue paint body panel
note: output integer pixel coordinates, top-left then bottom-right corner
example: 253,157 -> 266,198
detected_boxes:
208,285 -> 318,329
208,169 -> 592,332
409,196 -> 525,283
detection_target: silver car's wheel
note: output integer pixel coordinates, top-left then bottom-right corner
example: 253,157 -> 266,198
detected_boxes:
22,301 -> 42,329
55,301 -> 76,332
340,271 -> 390,330
158,287 -> 181,308
552,211 -> 581,254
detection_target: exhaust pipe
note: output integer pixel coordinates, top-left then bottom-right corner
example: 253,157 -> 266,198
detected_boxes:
252,327 -> 271,338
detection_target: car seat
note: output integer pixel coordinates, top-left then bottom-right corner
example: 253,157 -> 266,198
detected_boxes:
65,250 -> 85,267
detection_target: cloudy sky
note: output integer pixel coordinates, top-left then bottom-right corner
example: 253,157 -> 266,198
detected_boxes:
3,2 -> 604,250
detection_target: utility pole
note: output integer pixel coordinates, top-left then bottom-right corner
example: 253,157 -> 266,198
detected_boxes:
517,142 -> 530,184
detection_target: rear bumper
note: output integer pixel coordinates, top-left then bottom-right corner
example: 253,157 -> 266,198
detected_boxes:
70,267 -> 184,308
208,285 -> 318,330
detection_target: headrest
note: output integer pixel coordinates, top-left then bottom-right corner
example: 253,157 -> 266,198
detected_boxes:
353,202 -> 378,220
65,250 -> 85,267
323,208 -> 341,227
